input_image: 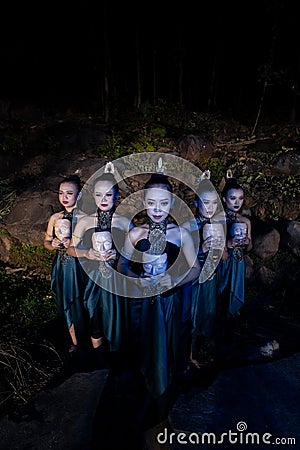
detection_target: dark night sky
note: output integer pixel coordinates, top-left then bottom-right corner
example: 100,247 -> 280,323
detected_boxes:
1,1 -> 298,119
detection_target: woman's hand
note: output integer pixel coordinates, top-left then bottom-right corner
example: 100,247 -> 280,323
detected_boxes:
202,236 -> 214,253
228,236 -> 242,248
51,237 -> 64,249
155,272 -> 172,290
241,236 -> 250,246
86,248 -> 117,261
61,238 -> 71,248
139,272 -> 172,295
102,249 -> 117,261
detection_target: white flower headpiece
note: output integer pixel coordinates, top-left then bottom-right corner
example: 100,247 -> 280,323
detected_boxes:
104,161 -> 115,174
226,169 -> 233,179
200,169 -> 211,182
155,157 -> 165,174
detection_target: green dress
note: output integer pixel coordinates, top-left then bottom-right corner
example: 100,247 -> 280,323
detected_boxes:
217,208 -> 246,315
126,239 -> 189,427
191,214 -> 219,340
80,214 -> 129,353
50,209 -> 88,344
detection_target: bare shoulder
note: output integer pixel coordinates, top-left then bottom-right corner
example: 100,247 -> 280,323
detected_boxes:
181,219 -> 199,232
113,213 -> 133,231
75,209 -> 87,219
127,224 -> 147,244
50,211 -> 64,222
77,214 -> 94,226
238,214 -> 251,226
181,220 -> 191,231
74,214 -> 95,233
179,225 -> 192,237
213,211 -> 226,224
167,222 -> 189,245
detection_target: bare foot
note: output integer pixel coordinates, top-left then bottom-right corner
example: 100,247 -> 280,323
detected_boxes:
189,357 -> 202,369
68,344 -> 79,353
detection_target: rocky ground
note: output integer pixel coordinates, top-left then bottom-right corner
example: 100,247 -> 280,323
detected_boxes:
0,291 -> 299,450
0,111 -> 300,449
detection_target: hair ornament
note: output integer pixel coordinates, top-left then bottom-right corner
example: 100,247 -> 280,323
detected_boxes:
200,169 -> 211,182
155,157 -> 165,174
104,161 -> 115,174
226,169 -> 233,180
218,168 -> 233,194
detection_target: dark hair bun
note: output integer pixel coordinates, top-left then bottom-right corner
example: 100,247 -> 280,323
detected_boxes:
144,173 -> 173,193
60,174 -> 82,191
221,177 -> 243,198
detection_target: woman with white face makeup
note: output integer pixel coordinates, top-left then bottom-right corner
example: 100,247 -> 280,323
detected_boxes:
182,174 -> 226,367
67,169 -> 133,366
44,174 -> 86,353
217,174 -> 252,337
117,172 -> 200,431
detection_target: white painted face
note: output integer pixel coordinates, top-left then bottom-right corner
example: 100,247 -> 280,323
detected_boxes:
198,190 -> 218,218
54,218 -> 71,240
143,187 -> 173,223
93,180 -> 115,212
223,188 -> 244,212
92,231 -> 112,254
142,252 -> 168,277
58,182 -> 79,210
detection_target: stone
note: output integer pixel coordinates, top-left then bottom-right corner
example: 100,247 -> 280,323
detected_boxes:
251,222 -> 280,259
0,370 -> 108,450
169,353 -> 300,449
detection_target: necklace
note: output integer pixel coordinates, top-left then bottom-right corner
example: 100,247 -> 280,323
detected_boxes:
63,209 -> 73,220
225,208 -> 237,225
97,208 -> 114,231
196,213 -> 211,228
147,217 -> 168,254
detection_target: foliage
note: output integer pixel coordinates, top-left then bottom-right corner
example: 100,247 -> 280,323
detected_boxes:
98,118 -> 171,158
0,134 -> 24,155
0,339 -> 63,415
99,132 -> 132,159
212,144 -> 300,220
1,106 -> 299,424
0,262 -> 62,415
9,243 -> 53,275
0,264 -> 57,340
207,154 -> 228,185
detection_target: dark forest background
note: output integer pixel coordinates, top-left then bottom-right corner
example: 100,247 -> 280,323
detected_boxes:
1,0 -> 299,122
1,0 -> 300,426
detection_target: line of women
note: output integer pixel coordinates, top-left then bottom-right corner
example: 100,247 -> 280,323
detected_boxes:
44,163 -> 252,433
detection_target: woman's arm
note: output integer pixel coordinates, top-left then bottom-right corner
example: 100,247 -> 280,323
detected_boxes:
43,212 -> 64,251
116,228 -> 140,278
171,227 -> 200,287
236,214 -> 252,251
67,216 -> 100,258
244,217 -> 253,251
67,217 -> 89,257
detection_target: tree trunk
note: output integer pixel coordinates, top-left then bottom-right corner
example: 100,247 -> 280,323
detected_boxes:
135,27 -> 141,109
152,48 -> 157,106
103,1 -> 110,122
